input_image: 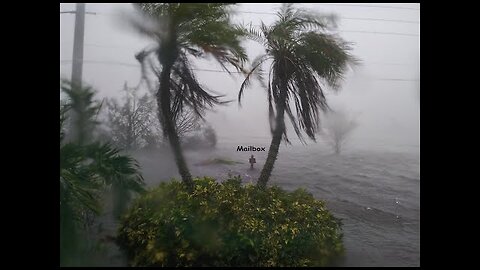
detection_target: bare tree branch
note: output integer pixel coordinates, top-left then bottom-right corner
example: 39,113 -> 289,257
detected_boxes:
320,109 -> 358,154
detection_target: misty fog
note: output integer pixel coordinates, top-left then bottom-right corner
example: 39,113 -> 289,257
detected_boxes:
60,3 -> 419,151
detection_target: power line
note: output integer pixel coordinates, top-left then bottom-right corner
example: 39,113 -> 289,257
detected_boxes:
74,9 -> 420,25
60,59 -> 139,67
60,59 -> 419,81
60,11 -> 97,15
317,4 -> 419,10
374,78 -> 419,82
85,27 -> 419,39
341,16 -> 418,24
239,3 -> 420,11
369,62 -> 418,66
237,11 -> 419,24
61,11 -> 420,37
60,59 -> 418,68
60,42 -> 142,51
192,69 -> 419,82
60,59 -> 417,68
248,23 -> 419,37
85,43 -> 140,50
339,30 -> 418,37
62,3 -> 420,16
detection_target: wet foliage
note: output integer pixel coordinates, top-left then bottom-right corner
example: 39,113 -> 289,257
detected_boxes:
117,177 -> 343,267
60,81 -> 146,266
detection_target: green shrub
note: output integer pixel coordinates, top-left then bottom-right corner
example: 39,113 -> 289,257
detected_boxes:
117,177 -> 344,267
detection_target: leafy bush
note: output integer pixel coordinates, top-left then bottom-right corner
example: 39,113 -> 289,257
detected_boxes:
117,177 -> 343,267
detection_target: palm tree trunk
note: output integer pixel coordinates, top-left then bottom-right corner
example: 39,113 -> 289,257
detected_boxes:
257,123 -> 283,189
157,62 -> 194,192
257,59 -> 289,189
257,102 -> 286,189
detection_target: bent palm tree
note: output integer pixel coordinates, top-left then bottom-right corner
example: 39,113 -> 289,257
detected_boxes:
130,3 -> 247,191
239,4 -> 358,188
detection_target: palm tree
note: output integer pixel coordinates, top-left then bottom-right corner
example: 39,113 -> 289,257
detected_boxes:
239,4 -> 358,188
129,3 -> 247,191
60,82 -> 145,266
61,80 -> 103,146
60,138 -> 145,265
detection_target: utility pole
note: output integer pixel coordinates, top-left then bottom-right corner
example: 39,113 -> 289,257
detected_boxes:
71,3 -> 85,88
60,3 -> 95,144
61,4 -> 96,86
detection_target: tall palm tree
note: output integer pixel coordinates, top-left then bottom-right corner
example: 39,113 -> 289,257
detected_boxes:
239,4 -> 358,189
129,3 -> 247,191
60,82 -> 145,265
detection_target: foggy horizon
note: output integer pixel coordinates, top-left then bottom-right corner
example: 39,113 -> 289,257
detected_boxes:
60,3 -> 419,150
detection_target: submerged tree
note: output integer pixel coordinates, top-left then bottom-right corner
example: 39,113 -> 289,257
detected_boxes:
129,3 -> 247,191
105,82 -> 161,150
321,110 -> 358,154
202,125 -> 217,148
105,82 -> 201,150
239,4 -> 358,188
182,123 -> 218,150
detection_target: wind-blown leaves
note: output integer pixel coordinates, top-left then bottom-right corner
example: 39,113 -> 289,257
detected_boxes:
239,3 -> 358,143
130,3 -> 248,125
83,142 -> 145,192
60,83 -> 146,260
238,54 -> 270,106
60,139 -> 146,221
169,55 -> 230,121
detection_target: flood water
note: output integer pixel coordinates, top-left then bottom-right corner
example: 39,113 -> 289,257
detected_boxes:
96,135 -> 420,267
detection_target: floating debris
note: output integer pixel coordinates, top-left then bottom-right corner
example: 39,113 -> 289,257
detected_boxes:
394,197 -> 400,219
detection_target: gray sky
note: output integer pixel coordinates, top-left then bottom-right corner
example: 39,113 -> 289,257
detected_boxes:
60,3 -> 419,148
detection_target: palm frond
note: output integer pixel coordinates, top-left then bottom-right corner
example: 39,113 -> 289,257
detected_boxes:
284,94 -> 306,144
243,22 -> 265,43
60,169 -> 102,215
295,31 -> 358,90
135,47 -> 158,91
238,54 -> 269,106
177,5 -> 248,73
169,54 -> 229,121
130,3 -> 170,40
267,61 -> 278,136
60,101 -> 71,142
79,142 -> 146,197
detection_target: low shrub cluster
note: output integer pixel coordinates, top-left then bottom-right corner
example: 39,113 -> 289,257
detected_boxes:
117,177 -> 343,267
